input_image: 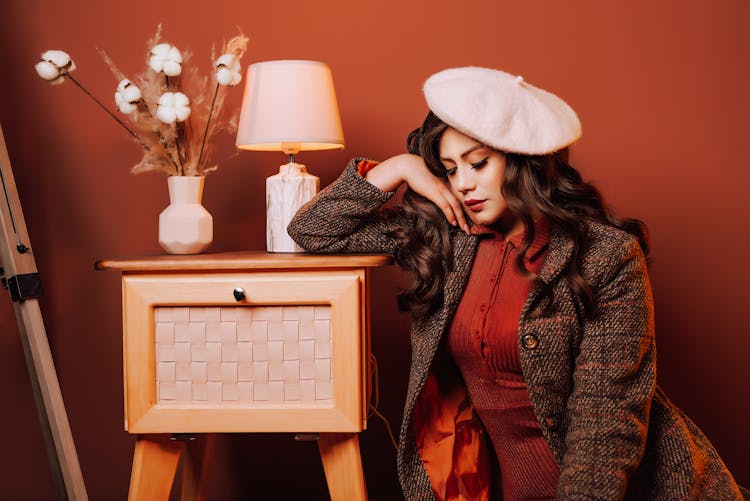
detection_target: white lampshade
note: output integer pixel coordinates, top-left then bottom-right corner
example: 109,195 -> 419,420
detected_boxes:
236,60 -> 345,152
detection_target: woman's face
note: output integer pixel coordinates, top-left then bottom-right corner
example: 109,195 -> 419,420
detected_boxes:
438,127 -> 509,226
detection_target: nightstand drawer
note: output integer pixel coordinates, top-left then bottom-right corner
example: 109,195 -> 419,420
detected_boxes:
122,270 -> 365,433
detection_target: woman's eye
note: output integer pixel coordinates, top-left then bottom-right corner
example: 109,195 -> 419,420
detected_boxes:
471,157 -> 489,169
444,167 -> 457,177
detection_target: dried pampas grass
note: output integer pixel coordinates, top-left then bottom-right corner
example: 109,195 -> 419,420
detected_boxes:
97,25 -> 249,176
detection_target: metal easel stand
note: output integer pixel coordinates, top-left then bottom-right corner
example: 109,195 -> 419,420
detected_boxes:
0,122 -> 88,500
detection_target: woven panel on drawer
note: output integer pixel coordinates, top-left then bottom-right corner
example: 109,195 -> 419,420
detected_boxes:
155,305 -> 333,405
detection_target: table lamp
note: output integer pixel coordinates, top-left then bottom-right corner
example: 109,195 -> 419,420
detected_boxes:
236,60 -> 345,252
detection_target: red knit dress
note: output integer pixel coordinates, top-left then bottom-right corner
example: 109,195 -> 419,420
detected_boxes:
448,217 -> 559,500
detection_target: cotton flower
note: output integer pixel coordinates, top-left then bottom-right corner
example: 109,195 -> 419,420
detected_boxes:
214,54 -> 242,86
148,43 -> 183,76
156,92 -> 191,123
35,50 -> 76,85
114,79 -> 142,114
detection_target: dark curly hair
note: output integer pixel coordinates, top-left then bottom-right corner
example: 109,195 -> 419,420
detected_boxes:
389,111 -> 649,319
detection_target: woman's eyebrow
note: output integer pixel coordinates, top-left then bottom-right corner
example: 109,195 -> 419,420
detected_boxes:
440,144 -> 486,162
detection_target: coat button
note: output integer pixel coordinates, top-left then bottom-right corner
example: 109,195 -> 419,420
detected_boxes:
521,333 -> 539,350
544,416 -> 558,430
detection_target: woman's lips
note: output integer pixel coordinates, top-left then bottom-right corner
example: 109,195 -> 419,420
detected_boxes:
464,199 -> 486,212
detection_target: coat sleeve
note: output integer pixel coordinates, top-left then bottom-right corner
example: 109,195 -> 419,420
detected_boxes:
287,158 -> 412,254
557,237 -> 656,500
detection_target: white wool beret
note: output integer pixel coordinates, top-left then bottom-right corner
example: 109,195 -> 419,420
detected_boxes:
423,67 -> 582,155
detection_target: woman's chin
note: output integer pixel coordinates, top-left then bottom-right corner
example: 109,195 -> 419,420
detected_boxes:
472,209 -> 520,232
471,210 -> 502,226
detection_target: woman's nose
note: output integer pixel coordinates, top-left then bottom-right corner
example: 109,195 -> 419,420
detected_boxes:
452,166 -> 474,193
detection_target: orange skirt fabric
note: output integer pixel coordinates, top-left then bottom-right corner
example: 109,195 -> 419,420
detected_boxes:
412,370 -> 493,501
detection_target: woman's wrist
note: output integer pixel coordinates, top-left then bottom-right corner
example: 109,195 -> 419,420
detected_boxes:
362,157 -> 404,192
356,159 -> 380,177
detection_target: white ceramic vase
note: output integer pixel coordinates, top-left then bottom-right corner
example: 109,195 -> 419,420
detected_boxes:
158,176 -> 213,254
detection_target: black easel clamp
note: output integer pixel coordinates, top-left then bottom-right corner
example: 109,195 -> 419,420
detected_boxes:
4,272 -> 43,302
170,433 -> 197,442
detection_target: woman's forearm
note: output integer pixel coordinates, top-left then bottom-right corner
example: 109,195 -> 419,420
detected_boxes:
363,156 -> 405,192
287,158 -> 409,254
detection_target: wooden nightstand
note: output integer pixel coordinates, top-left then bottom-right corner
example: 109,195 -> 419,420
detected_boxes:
96,251 -> 391,501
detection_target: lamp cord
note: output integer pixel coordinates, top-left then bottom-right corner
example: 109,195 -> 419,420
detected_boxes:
368,352 -> 398,452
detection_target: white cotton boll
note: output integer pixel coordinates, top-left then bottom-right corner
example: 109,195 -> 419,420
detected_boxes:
173,92 -> 191,121
167,46 -> 183,64
216,67 -> 233,86
175,105 -> 191,122
36,49 -> 75,84
41,50 -> 71,68
215,54 -> 233,67
148,44 -> 170,73
158,92 -> 176,107
115,79 -> 141,114
156,92 -> 176,123
117,79 -> 142,102
123,85 -> 142,102
115,93 -> 137,114
116,79 -> 131,92
214,54 -> 242,86
35,60 -> 60,81
114,79 -> 142,113
115,92 -> 125,111
150,43 -> 171,58
163,61 -> 182,77
156,92 -> 190,123
173,92 -> 189,107
228,68 -> 241,86
148,55 -> 162,73
149,43 -> 183,75
156,105 -> 176,124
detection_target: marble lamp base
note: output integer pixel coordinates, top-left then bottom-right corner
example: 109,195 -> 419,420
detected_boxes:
266,163 -> 319,252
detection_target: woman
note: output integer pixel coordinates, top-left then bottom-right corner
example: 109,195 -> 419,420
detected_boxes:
288,67 -> 747,500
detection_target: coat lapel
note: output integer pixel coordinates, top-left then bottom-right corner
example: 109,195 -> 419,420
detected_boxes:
522,224 -> 575,315
411,229 -> 479,376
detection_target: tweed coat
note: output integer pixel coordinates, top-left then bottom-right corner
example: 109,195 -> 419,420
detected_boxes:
288,159 -> 747,500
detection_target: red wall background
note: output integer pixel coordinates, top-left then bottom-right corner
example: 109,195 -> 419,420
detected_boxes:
1,1 -> 748,499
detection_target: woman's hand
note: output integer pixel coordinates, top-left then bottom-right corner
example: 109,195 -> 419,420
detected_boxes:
364,153 -> 469,233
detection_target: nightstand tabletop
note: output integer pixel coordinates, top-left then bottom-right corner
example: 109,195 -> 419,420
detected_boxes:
95,251 -> 392,272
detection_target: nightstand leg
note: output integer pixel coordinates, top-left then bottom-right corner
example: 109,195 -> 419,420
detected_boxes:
318,433 -> 368,501
181,433 -> 216,501
128,434 -> 183,501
